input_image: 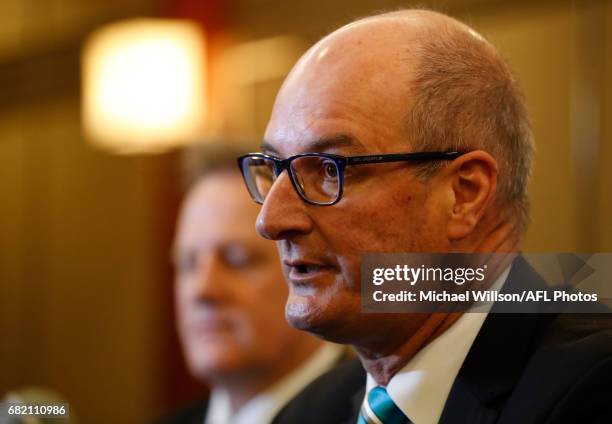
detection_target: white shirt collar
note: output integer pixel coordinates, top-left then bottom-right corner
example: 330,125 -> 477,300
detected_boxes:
365,266 -> 511,424
205,343 -> 344,424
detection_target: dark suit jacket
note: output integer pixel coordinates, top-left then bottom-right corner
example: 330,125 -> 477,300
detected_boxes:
156,399 -> 209,424
156,348 -> 355,424
273,257 -> 612,424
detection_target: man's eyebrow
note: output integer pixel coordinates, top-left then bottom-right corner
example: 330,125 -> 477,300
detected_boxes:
261,134 -> 363,155
260,141 -> 280,155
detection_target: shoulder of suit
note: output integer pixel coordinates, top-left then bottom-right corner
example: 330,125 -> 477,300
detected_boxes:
153,399 -> 208,424
539,313 -> 612,359
293,356 -> 365,398
272,357 -> 365,424
500,314 -> 612,422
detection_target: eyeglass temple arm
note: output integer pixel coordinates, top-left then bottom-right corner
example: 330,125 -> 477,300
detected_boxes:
346,151 -> 464,166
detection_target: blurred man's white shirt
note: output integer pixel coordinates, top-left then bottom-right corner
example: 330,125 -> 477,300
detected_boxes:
205,343 -> 344,424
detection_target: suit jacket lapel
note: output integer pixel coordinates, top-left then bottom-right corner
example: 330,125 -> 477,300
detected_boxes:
440,256 -> 557,424
346,386 -> 366,424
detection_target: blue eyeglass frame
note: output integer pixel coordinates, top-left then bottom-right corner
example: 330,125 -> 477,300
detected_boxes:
237,151 -> 465,206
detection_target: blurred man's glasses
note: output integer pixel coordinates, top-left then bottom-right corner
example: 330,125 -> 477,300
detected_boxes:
237,151 -> 465,206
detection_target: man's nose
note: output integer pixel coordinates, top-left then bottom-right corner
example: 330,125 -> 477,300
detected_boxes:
256,171 -> 313,240
194,254 -> 228,302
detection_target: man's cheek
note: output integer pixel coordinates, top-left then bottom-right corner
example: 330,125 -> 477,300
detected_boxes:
335,206 -> 397,248
335,257 -> 360,290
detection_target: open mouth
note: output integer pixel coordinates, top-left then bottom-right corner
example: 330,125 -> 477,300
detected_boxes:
295,264 -> 323,274
287,262 -> 333,281
190,319 -> 232,337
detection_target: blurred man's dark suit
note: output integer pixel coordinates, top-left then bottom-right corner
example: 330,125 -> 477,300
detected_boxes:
273,257 -> 612,424
156,348 -> 355,424
157,401 -> 208,424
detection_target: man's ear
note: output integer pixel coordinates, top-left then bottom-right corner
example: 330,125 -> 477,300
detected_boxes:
445,150 -> 497,240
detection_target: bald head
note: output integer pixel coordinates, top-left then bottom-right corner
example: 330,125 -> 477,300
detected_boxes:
268,11 -> 447,146
267,9 -> 533,232
255,9 -> 532,345
282,10 -> 486,85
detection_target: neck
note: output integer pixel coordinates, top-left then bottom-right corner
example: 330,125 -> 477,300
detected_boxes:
357,212 -> 521,386
216,335 -> 323,411
472,208 -> 522,254
472,212 -> 522,283
355,312 -> 461,385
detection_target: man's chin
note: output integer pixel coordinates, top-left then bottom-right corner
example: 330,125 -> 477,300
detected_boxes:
285,293 -> 343,341
189,358 -> 241,381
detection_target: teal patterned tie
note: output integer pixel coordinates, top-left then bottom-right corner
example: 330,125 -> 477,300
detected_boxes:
357,386 -> 411,424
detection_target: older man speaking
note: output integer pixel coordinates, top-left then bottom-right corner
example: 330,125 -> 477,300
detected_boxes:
237,9 -> 612,424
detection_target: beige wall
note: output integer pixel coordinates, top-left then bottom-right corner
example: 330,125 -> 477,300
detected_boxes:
0,95 -> 169,423
601,0 -> 612,249
0,2 -> 171,423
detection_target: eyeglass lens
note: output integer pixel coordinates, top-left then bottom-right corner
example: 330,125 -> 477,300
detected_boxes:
242,155 -> 340,204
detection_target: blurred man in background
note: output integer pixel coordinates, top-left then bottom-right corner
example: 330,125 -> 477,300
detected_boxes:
160,144 -> 346,424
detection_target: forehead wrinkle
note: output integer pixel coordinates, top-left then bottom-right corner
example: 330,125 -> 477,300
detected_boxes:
262,133 -> 365,156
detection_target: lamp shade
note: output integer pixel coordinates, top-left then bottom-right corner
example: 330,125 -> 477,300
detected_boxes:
82,19 -> 206,154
